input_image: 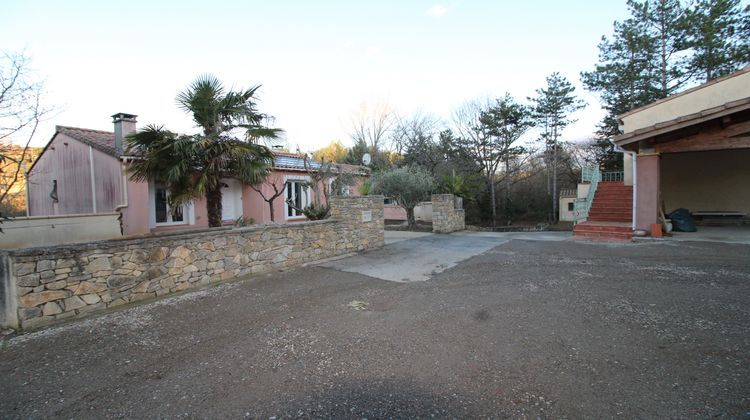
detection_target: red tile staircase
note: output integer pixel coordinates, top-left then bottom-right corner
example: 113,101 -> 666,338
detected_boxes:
573,182 -> 633,240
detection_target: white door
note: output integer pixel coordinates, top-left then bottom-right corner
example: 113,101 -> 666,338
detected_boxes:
221,179 -> 242,222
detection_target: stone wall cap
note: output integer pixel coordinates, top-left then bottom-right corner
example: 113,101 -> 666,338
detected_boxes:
7,219 -> 342,256
330,195 -> 385,200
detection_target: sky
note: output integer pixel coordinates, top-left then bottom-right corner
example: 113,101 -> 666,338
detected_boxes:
2,0 -> 630,152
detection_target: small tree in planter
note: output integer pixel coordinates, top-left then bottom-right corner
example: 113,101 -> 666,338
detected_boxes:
285,154 -> 357,220
372,166 -> 434,229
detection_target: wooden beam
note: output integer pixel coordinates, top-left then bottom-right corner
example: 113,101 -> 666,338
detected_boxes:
657,135 -> 750,153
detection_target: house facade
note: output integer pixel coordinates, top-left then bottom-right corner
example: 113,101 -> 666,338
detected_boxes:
26,113 -> 368,237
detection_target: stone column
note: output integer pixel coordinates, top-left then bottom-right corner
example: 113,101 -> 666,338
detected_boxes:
635,153 -> 660,231
432,194 -> 465,233
329,196 -> 385,249
0,253 -> 18,329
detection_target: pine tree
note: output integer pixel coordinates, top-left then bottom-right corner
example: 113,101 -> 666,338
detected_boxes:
530,73 -> 586,224
581,1 -> 687,170
684,0 -> 750,82
630,0 -> 691,96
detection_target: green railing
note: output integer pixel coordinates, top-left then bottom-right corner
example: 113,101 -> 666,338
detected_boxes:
573,165 -> 601,222
602,171 -> 624,182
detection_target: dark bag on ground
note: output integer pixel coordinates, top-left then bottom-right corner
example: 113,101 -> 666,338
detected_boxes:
668,208 -> 697,232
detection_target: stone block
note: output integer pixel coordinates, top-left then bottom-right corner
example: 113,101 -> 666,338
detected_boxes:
108,298 -> 127,308
19,307 -> 42,320
45,280 -> 68,290
132,280 -> 150,294
55,259 -> 76,269
62,296 -> 86,312
15,262 -> 36,277
107,275 -> 136,289
86,257 -> 112,273
42,302 -> 63,316
21,315 -> 54,330
36,260 -> 56,272
19,290 -> 70,308
74,281 -> 108,295
17,273 -> 40,287
80,294 -> 101,305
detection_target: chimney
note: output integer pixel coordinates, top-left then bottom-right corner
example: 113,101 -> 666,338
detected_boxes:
112,113 -> 137,156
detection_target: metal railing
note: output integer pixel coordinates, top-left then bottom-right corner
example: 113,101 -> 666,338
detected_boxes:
573,165 -> 601,222
601,171 -> 624,182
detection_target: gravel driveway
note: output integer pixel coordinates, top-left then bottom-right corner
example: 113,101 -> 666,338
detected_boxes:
1,235 -> 748,418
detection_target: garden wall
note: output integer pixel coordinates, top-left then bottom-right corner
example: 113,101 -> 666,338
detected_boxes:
0,196 -> 384,330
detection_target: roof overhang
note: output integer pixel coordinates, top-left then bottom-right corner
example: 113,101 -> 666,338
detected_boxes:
613,99 -> 750,148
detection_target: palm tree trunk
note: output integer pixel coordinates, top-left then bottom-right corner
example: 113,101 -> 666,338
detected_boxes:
206,185 -> 223,227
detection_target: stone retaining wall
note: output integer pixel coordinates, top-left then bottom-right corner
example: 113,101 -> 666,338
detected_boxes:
432,194 -> 465,233
0,196 -> 384,330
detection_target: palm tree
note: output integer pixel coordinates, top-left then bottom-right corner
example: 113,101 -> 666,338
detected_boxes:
126,75 -> 281,227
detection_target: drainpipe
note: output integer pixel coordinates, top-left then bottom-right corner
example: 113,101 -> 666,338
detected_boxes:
88,145 -> 97,213
114,157 -> 133,237
114,158 -> 130,213
626,151 -> 637,230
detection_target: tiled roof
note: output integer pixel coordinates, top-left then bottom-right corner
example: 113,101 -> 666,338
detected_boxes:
51,127 -> 369,175
271,151 -> 369,175
56,126 -> 118,156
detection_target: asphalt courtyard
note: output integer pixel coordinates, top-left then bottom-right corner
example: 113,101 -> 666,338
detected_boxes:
1,231 -> 749,418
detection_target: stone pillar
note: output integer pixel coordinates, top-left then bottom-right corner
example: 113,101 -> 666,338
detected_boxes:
635,153 -> 660,231
0,253 -> 18,329
329,195 -> 385,249
432,194 -> 465,233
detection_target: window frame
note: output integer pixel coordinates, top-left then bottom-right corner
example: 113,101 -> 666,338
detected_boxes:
150,183 -> 192,227
284,176 -> 311,220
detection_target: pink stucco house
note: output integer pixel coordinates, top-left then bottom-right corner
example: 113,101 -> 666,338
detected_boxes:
26,113 -> 368,236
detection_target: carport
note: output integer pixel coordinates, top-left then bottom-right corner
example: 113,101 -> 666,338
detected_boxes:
614,66 -> 750,237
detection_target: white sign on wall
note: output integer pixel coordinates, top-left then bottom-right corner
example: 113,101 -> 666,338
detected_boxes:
361,210 -> 372,222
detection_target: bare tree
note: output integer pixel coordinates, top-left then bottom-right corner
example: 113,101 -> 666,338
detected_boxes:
249,178 -> 285,223
350,102 -> 394,151
0,51 -> 52,226
390,112 -> 443,172
452,96 -> 534,226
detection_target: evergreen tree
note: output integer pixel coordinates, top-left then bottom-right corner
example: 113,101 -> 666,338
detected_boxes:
630,0 -> 691,96
529,73 -> 585,224
684,0 -> 750,82
453,95 -> 534,226
581,1 -> 685,170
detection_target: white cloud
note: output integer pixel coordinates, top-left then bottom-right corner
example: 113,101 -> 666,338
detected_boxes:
366,46 -> 382,57
428,4 -> 448,17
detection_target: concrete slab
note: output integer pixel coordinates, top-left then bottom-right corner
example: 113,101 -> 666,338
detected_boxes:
384,230 -> 434,244
327,230 -> 571,282
661,226 -> 750,245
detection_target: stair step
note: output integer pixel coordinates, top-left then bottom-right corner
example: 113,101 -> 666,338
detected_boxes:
575,223 -> 631,230
574,231 -> 633,240
588,217 -> 632,222
574,221 -> 633,240
591,208 -> 631,212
